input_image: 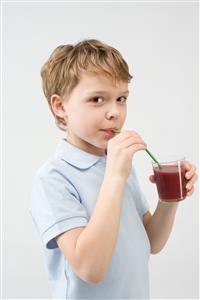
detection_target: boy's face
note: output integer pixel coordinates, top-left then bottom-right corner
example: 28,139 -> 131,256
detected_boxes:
62,72 -> 129,156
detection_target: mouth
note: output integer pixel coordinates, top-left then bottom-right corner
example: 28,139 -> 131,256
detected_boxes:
101,128 -> 119,132
100,128 -> 119,136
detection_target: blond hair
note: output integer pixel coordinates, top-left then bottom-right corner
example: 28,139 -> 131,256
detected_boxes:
40,39 -> 133,131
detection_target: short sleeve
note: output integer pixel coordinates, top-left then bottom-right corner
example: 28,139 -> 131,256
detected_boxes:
29,170 -> 89,250
129,167 -> 150,219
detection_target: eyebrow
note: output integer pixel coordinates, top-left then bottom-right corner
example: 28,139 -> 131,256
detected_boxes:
86,90 -> 129,95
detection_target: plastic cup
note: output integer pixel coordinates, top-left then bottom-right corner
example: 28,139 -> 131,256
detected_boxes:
152,155 -> 188,203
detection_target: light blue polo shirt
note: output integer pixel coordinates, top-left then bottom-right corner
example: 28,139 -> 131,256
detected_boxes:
30,138 -> 150,299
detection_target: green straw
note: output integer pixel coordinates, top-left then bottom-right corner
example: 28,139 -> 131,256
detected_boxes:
145,149 -> 163,169
112,129 -> 163,169
112,129 -> 121,133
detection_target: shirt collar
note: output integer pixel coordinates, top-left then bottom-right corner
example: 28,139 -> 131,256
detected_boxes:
54,138 -> 106,170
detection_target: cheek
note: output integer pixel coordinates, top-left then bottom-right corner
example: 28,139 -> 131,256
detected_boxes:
70,108 -> 102,131
82,111 -> 103,132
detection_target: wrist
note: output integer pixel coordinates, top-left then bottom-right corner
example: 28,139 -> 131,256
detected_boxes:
103,173 -> 126,186
157,200 -> 179,210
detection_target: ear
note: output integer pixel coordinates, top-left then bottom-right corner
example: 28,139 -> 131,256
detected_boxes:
50,94 -> 67,119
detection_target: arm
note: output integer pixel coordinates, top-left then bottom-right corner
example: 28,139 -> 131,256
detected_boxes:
74,175 -> 126,282
57,131 -> 147,283
144,161 -> 197,254
56,175 -> 126,284
143,202 -> 179,254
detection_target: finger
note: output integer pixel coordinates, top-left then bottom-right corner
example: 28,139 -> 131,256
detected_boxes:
120,136 -> 147,148
149,175 -> 156,183
187,186 -> 194,196
185,165 -> 197,179
182,161 -> 193,171
186,174 -> 198,190
113,130 -> 143,144
111,131 -> 134,145
126,143 -> 147,155
122,130 -> 141,138
182,160 -> 192,169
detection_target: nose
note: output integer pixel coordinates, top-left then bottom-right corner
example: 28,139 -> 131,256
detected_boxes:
105,104 -> 120,120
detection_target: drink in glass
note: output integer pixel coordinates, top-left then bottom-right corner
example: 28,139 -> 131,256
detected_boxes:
152,156 -> 188,202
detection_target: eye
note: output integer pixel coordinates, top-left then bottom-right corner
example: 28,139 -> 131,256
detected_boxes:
117,96 -> 127,103
91,96 -> 104,103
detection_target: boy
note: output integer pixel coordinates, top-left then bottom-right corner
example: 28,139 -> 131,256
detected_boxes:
30,39 -> 197,299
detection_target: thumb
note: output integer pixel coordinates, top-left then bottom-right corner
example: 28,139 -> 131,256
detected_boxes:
149,175 -> 156,183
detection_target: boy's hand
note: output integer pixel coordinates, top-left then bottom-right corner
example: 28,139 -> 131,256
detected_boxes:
149,161 -> 198,196
105,130 -> 147,180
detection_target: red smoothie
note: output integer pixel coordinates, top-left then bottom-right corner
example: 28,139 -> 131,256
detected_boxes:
153,164 -> 188,202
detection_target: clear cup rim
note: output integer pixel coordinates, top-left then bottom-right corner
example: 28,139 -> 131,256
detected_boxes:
152,155 -> 185,165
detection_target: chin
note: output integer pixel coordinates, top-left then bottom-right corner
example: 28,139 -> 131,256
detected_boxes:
97,141 -> 108,151
89,139 -> 106,150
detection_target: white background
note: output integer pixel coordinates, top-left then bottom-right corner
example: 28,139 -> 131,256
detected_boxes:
2,1 -> 198,299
